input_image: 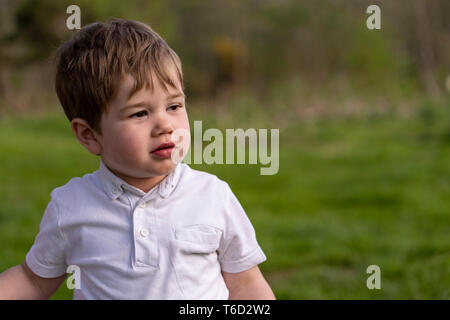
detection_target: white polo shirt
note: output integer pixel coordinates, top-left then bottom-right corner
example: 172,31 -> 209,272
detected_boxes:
25,160 -> 266,299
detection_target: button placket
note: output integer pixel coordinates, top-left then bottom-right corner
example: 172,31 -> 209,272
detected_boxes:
133,200 -> 159,268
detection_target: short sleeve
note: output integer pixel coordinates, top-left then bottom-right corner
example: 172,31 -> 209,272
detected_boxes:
25,193 -> 68,278
217,183 -> 267,273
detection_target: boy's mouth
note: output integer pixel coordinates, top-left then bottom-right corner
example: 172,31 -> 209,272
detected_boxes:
150,142 -> 176,159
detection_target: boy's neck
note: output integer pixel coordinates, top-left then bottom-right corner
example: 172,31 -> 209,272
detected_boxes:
102,161 -> 170,194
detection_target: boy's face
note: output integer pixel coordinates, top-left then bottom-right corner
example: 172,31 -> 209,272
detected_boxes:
97,69 -> 190,184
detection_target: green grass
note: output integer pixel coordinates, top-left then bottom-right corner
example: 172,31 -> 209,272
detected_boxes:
0,102 -> 449,299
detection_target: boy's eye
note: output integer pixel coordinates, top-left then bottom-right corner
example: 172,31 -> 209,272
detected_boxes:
131,110 -> 148,118
168,104 -> 181,111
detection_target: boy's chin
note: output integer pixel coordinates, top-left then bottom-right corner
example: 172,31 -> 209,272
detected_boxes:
146,160 -> 177,176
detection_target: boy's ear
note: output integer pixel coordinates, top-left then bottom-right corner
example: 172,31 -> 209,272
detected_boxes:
70,118 -> 102,156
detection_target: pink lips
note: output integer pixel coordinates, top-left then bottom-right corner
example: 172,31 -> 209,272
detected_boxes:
151,142 -> 176,158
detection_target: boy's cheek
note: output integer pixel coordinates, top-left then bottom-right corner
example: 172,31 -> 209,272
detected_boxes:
108,126 -> 143,146
118,137 -> 146,155
177,114 -> 191,131
103,132 -> 143,158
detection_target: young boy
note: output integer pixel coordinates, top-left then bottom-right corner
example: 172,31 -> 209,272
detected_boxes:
0,19 -> 275,300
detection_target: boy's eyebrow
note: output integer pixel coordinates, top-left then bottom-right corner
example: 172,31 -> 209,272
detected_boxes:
121,92 -> 186,112
167,92 -> 186,100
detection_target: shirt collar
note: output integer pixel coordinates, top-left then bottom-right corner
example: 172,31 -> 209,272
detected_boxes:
98,159 -> 182,201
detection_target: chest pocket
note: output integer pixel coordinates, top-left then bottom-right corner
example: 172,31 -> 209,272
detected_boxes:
174,225 -> 221,253
171,225 -> 223,298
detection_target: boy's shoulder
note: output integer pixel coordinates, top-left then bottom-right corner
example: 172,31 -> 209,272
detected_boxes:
49,171 -> 99,206
178,163 -> 232,194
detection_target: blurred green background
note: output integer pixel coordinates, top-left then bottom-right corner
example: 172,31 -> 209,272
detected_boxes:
0,0 -> 449,299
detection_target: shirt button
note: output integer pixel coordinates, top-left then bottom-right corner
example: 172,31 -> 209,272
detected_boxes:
139,202 -> 147,208
140,228 -> 149,238
112,187 -> 119,194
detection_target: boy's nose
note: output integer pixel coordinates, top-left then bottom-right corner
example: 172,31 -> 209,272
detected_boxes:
151,113 -> 174,136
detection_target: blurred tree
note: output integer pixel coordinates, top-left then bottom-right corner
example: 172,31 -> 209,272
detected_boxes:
412,0 -> 443,100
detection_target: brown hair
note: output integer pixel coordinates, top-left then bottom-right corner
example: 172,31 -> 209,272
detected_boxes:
55,19 -> 183,133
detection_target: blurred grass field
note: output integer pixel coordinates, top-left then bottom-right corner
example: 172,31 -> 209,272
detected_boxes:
0,100 -> 449,299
